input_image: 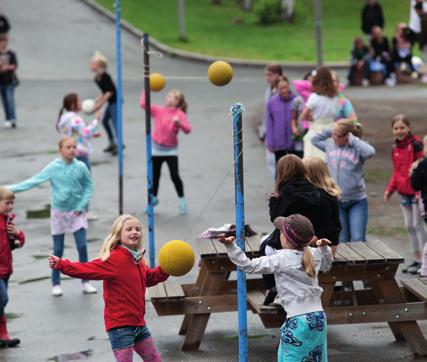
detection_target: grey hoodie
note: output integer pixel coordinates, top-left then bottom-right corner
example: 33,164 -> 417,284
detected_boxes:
311,128 -> 375,202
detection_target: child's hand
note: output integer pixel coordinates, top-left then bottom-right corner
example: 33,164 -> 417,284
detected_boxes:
93,131 -> 102,138
218,234 -> 235,246
316,238 -> 331,247
7,223 -> 19,236
384,190 -> 392,202
266,192 -> 279,200
95,111 -> 102,120
48,255 -> 59,268
172,116 -> 180,125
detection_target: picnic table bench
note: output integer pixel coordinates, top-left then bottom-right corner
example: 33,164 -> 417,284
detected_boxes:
149,236 -> 427,356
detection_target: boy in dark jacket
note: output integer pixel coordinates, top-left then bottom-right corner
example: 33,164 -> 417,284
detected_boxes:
0,34 -> 17,128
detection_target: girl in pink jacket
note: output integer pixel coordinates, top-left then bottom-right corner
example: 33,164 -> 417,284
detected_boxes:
140,89 -> 191,214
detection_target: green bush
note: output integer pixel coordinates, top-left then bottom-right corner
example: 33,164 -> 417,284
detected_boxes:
255,0 -> 282,25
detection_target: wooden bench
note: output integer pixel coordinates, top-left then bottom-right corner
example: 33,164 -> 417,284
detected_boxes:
401,277 -> 427,302
149,238 -> 427,356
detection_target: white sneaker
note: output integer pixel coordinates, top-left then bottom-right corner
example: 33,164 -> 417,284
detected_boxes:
362,78 -> 369,87
385,77 -> 396,87
4,121 -> 12,128
52,285 -> 63,297
82,282 -> 97,294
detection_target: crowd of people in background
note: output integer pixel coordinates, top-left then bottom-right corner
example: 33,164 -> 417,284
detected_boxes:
259,60 -> 427,285
348,0 -> 427,86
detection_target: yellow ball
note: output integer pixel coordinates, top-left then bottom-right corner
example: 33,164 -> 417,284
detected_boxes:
158,240 -> 195,277
149,73 -> 166,92
208,61 -> 233,86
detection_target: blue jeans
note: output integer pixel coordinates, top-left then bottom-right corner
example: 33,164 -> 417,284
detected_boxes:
0,279 -> 8,316
102,101 -> 117,144
52,228 -> 88,285
338,198 -> 368,242
108,325 -> 151,351
77,154 -> 91,171
0,84 -> 15,121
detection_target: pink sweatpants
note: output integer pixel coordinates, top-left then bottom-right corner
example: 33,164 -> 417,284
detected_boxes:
113,337 -> 161,362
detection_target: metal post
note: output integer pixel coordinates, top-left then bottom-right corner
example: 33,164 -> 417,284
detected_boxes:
114,0 -> 124,214
143,33 -> 156,268
231,103 -> 248,362
313,0 -> 323,67
177,0 -> 187,41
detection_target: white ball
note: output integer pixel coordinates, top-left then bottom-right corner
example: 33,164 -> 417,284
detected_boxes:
81,99 -> 95,114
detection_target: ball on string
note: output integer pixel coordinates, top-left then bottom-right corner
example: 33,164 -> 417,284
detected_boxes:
150,73 -> 166,92
158,240 -> 195,277
81,99 -> 95,114
208,61 -> 233,86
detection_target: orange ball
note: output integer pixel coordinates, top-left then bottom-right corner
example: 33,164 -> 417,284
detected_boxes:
208,61 -> 233,86
149,73 -> 166,92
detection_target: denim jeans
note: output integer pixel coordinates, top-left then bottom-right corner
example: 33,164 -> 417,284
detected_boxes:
0,84 -> 15,121
77,154 -> 91,171
0,278 -> 8,316
52,228 -> 88,285
102,101 -> 117,144
108,325 -> 151,351
338,198 -> 368,242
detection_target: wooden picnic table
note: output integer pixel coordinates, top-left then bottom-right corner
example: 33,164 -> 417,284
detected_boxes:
149,236 -> 427,356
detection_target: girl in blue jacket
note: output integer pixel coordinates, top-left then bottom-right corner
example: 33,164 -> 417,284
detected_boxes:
8,136 -> 97,297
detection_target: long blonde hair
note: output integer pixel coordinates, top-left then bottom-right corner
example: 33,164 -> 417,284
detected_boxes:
99,214 -> 143,261
303,157 -> 341,198
302,246 -> 316,278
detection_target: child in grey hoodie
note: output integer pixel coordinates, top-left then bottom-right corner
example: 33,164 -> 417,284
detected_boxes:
311,120 -> 375,242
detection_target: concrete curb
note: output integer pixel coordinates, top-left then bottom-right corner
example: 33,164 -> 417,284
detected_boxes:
79,0 -> 348,70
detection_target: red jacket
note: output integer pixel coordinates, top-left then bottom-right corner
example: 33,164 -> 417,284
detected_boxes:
0,214 -> 25,279
54,245 -> 169,331
386,134 -> 423,196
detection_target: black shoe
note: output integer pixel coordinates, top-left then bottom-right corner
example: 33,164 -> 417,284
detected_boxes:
11,123 -> 16,129
0,338 -> 20,348
263,287 -> 277,306
402,261 -> 420,274
103,144 -> 116,153
111,145 -> 118,156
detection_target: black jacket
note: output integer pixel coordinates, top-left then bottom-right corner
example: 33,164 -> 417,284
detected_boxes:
263,178 -> 341,253
361,3 -> 384,35
411,158 -> 427,219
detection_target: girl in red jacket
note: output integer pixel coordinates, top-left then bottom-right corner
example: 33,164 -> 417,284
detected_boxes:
384,115 -> 426,274
0,187 -> 24,348
48,215 -> 168,361
140,89 -> 191,215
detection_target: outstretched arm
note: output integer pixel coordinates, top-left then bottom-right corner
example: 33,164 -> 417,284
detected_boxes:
8,163 -> 53,193
145,264 -> 169,287
220,237 -> 287,274
49,255 -> 116,280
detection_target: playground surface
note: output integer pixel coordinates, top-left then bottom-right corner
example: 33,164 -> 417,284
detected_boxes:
1,0 -> 427,361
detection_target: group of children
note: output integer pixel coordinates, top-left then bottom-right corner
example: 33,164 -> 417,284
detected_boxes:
0,47 -> 193,358
348,24 -> 419,86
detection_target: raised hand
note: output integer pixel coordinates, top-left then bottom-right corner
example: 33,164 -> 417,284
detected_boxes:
316,238 -> 331,247
218,234 -> 235,246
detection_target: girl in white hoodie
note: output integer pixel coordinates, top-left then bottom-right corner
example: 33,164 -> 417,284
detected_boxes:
57,93 -> 100,170
220,214 -> 333,362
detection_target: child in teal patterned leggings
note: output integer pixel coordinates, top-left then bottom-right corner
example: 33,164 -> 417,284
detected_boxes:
219,214 -> 333,361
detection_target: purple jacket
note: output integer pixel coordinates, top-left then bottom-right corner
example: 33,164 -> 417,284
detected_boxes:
266,92 -> 296,151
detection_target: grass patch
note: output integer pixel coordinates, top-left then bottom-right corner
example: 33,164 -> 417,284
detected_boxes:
27,204 -> 50,219
95,0 -> 411,62
365,168 -> 391,182
5,312 -> 22,320
368,224 -> 407,237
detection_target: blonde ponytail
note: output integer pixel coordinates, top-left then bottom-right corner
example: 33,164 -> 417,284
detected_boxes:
302,246 -> 316,278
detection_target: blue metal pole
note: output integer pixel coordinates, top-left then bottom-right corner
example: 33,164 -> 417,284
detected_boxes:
231,103 -> 248,362
143,33 -> 156,268
114,0 -> 124,214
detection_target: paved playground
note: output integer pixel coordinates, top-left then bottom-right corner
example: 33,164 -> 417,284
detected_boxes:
1,0 -> 427,361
